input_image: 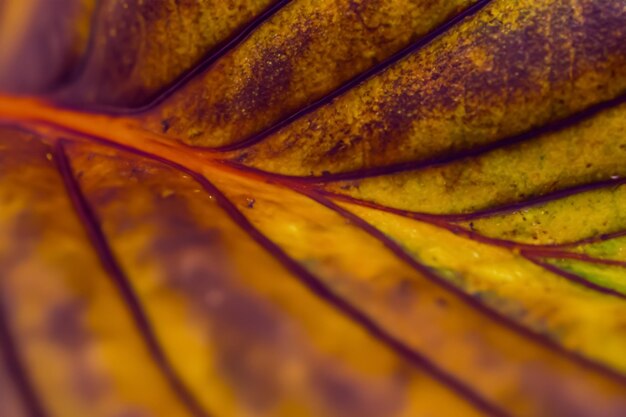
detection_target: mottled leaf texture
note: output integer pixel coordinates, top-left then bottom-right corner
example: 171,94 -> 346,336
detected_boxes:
0,0 -> 626,416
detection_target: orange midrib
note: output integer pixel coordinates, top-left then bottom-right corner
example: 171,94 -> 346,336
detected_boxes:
0,94 -> 246,179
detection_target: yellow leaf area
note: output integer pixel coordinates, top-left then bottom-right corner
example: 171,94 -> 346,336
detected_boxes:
1,1 -> 626,417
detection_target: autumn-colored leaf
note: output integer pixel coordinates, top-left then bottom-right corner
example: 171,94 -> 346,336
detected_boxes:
1,1 -> 626,417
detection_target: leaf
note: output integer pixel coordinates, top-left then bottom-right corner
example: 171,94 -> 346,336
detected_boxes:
1,1 -> 626,417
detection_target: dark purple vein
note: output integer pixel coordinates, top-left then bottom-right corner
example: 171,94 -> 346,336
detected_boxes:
55,0 -> 293,113
524,250 -> 626,268
230,91 -> 626,180
294,187 -> 626,385
439,178 -> 626,222
296,188 -> 546,249
217,0 -> 494,152
0,301 -> 47,417
522,255 -> 626,300
52,140 -> 212,417
310,186 -> 626,252
554,229 -> 626,250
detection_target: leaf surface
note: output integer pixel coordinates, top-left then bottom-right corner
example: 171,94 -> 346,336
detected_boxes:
1,1 -> 626,417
